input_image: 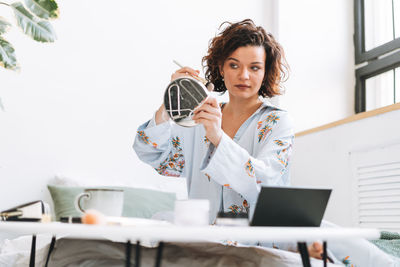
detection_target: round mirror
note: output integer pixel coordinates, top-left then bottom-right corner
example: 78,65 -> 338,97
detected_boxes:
164,77 -> 209,127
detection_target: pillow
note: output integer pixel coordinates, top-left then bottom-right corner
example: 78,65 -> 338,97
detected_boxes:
47,185 -> 176,221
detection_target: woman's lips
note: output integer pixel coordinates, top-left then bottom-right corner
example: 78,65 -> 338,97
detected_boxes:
235,84 -> 251,90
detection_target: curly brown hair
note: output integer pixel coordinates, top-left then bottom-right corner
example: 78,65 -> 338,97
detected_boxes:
202,19 -> 289,98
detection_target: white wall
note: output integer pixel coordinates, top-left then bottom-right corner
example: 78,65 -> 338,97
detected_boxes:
277,0 -> 355,132
291,109 -> 400,227
0,0 -> 266,211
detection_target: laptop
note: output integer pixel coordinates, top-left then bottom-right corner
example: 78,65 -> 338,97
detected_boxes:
250,186 -> 332,227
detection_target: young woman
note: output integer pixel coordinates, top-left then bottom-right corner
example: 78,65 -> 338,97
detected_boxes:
134,18 -> 292,220
134,19 -> 324,259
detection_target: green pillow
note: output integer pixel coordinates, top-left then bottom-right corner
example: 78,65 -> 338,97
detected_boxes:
47,185 -> 176,221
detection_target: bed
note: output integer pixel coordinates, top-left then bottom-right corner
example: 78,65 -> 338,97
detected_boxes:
0,178 -> 398,267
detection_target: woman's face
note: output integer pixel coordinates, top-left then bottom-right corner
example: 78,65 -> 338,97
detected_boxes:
221,45 -> 266,101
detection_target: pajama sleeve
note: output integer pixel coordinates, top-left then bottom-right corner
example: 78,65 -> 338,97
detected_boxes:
200,110 -> 294,206
133,117 -> 186,177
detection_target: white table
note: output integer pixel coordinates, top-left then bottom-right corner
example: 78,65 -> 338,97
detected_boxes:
0,222 -> 381,267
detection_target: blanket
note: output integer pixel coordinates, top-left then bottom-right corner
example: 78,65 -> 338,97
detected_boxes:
46,238 -> 341,267
0,235 -> 341,267
371,231 -> 400,259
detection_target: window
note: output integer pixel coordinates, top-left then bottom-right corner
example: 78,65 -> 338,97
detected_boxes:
354,0 -> 400,112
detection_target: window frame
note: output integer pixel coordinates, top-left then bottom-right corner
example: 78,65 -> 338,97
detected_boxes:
354,0 -> 400,113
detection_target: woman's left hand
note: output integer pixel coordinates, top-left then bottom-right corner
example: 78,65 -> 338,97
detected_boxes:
307,242 -> 323,260
192,96 -> 223,146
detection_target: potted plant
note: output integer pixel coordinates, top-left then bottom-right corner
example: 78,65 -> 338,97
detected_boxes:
0,0 -> 59,110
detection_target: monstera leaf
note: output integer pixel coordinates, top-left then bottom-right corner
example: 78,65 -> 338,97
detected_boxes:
24,0 -> 59,20
0,36 -> 18,70
11,2 -> 56,42
0,16 -> 11,34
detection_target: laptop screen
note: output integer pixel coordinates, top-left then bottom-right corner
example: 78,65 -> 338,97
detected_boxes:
250,186 -> 332,227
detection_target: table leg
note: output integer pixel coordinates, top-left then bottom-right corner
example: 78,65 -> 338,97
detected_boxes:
135,241 -> 141,267
297,242 -> 311,267
323,241 -> 327,267
29,235 -> 36,267
126,240 -> 131,267
154,242 -> 164,267
44,236 -> 56,267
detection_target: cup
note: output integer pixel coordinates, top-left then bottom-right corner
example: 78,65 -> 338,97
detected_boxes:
74,188 -> 124,217
174,199 -> 210,226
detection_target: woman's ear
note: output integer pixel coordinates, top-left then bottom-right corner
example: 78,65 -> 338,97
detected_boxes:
218,65 -> 224,77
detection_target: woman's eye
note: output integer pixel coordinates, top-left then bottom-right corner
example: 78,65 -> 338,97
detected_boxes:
230,63 -> 238,69
251,66 -> 261,71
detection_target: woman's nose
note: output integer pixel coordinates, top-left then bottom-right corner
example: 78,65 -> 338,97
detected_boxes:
239,68 -> 250,80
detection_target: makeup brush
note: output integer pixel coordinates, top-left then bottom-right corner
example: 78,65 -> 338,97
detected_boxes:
173,60 -> 214,91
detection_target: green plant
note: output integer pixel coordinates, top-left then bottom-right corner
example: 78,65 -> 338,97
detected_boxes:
0,0 -> 59,110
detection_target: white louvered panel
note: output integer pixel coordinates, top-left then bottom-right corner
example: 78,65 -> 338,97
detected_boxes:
357,163 -> 400,176
358,176 -> 400,186
350,144 -> 400,233
359,209 -> 400,216
358,171 -> 400,181
359,196 -> 400,203
359,188 -> 400,198
359,183 -> 400,192
359,202 -> 400,210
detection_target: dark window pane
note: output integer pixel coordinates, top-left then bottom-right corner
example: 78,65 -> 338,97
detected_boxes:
365,69 -> 394,110
364,0 -> 394,51
395,0 -> 400,39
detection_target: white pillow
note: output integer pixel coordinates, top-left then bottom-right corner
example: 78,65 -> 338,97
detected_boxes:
0,234 -> 54,267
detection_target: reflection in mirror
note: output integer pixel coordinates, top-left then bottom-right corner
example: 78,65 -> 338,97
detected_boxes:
364,0 -> 394,51
365,69 -> 394,111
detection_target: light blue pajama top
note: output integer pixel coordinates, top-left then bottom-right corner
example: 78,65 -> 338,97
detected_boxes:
133,99 -> 294,224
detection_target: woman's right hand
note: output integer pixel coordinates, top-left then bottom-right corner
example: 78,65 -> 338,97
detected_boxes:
155,104 -> 169,125
171,66 -> 200,81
